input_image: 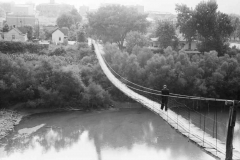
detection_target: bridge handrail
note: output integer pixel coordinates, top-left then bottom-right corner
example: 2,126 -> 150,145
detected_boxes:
100,50 -> 233,102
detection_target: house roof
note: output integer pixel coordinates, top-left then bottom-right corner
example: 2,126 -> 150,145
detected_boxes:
44,26 -> 58,33
59,28 -> 68,36
16,27 -> 28,34
52,27 -> 69,36
150,37 -> 159,42
7,27 -> 27,35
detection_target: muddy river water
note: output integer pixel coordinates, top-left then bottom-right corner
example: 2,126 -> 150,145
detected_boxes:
0,107 -> 239,160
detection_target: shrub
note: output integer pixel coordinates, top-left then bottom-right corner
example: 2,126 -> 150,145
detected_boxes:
0,41 -> 48,54
49,46 -> 66,56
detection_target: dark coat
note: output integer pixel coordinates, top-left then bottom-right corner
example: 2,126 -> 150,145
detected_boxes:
162,88 -> 169,102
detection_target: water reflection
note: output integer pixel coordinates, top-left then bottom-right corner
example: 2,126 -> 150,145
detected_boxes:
172,106 -> 240,155
0,108 -> 217,160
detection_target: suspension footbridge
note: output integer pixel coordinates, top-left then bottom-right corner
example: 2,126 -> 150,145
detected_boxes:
91,39 -> 240,160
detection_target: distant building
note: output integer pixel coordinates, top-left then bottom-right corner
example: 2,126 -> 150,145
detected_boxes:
6,15 -> 36,28
147,11 -> 177,24
0,2 -> 14,13
177,32 -> 198,51
100,3 -> 144,13
13,4 -> 34,15
79,6 -> 89,17
150,37 -> 160,48
4,27 -> 28,42
52,28 -> 68,44
36,3 -> 73,17
36,3 -> 61,17
50,0 -> 55,4
100,3 -> 118,7
150,35 -> 198,51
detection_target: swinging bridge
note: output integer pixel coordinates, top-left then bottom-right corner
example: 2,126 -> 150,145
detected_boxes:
91,39 -> 240,160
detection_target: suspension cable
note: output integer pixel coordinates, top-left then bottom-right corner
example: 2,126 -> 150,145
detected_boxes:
94,40 -> 240,159
101,53 -> 233,102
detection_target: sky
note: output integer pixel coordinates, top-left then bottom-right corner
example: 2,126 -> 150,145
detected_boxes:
1,0 -> 240,15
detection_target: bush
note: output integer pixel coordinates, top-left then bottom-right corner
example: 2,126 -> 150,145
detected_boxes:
0,41 -> 48,54
49,46 -> 66,56
0,42 -> 113,109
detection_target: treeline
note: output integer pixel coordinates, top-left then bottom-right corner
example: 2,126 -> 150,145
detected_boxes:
0,43 -> 112,109
103,44 -> 240,100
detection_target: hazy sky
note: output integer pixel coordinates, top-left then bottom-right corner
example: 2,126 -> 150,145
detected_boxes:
1,0 -> 240,15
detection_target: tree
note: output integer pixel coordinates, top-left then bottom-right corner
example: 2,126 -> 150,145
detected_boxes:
56,13 -> 75,29
156,21 -> 177,49
125,31 -> 149,53
2,24 -> 9,32
76,28 -> 86,42
87,5 -> 149,50
194,0 -> 234,55
70,8 -> 82,27
229,14 -> 240,40
24,25 -> 33,40
176,4 -> 196,50
33,24 -> 38,39
43,28 -> 52,40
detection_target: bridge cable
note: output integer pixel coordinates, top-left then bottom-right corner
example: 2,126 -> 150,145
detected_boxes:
95,41 -> 240,158
101,53 -> 232,102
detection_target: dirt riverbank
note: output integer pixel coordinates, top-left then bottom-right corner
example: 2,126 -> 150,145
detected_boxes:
0,110 -> 22,140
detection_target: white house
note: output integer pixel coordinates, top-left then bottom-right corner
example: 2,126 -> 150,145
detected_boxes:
3,27 -> 28,42
178,40 -> 198,50
150,37 -> 160,48
51,28 -> 68,44
177,32 -> 198,51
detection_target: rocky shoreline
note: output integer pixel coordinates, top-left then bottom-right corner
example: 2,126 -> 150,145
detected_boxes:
0,110 -> 22,140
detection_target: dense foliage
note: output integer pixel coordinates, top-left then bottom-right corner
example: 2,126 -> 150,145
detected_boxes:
2,24 -> 9,32
0,43 -> 112,109
229,14 -> 240,40
87,5 -> 149,50
176,1 -> 234,55
103,43 -> 240,100
125,31 -> 149,54
76,28 -> 86,42
0,41 -> 48,53
56,8 -> 82,29
155,21 -> 178,49
175,4 -> 196,50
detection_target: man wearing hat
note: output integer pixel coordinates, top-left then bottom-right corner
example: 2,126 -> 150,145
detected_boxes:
161,85 -> 169,111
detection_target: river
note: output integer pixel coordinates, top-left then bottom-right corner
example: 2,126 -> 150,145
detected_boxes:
0,107 -> 239,160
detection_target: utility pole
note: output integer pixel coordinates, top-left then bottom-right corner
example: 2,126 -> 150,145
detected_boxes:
225,100 -> 238,160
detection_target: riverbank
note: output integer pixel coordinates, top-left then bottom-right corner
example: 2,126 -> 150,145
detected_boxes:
0,110 -> 22,140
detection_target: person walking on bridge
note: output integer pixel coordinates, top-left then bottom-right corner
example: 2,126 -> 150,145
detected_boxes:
161,85 -> 169,111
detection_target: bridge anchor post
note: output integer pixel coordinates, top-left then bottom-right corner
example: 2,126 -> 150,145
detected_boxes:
225,100 -> 238,160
